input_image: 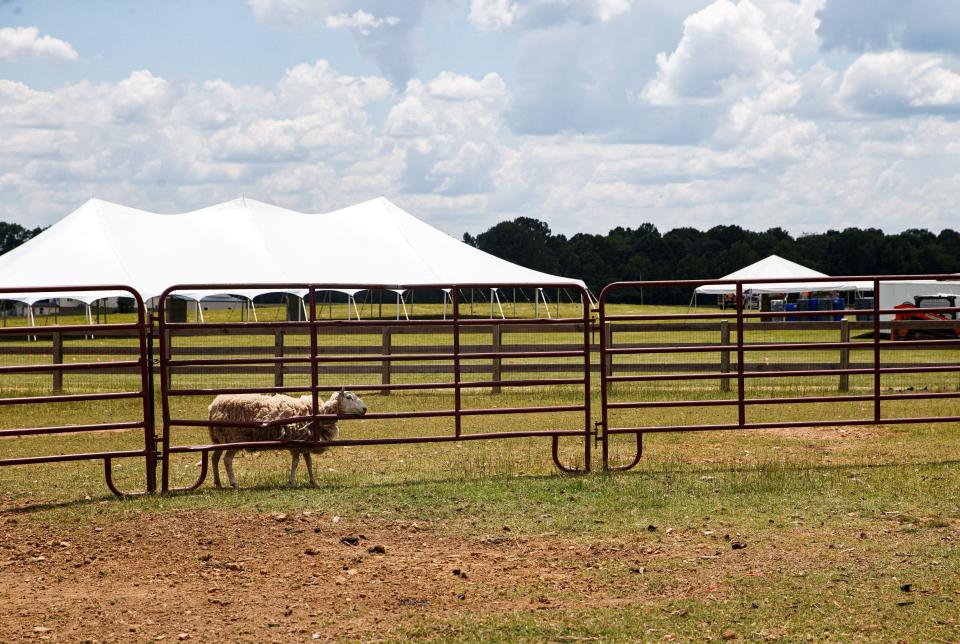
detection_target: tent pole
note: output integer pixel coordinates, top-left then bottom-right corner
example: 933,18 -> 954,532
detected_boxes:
535,289 -> 539,319
400,294 -> 410,320
396,291 -> 400,321
513,288 -> 516,318
199,302 -> 205,323
494,289 -> 505,319
443,291 -> 448,320
489,289 -> 494,319
301,297 -> 308,321
250,299 -> 258,322
556,288 -> 560,318
352,295 -> 361,320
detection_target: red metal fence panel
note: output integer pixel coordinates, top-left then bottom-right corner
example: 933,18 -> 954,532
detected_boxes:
0,285 -> 155,494
157,283 -> 593,491
598,275 -> 960,471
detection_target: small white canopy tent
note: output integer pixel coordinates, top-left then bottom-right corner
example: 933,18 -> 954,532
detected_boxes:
0,197 -> 586,317
694,255 -> 871,296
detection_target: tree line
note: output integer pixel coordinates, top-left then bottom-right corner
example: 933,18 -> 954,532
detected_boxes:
463,218 -> 960,303
3,217 -> 959,305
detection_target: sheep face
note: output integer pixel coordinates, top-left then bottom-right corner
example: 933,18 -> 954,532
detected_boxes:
334,390 -> 367,416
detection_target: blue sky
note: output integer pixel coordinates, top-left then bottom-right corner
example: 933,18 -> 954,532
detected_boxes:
1,0 -> 959,237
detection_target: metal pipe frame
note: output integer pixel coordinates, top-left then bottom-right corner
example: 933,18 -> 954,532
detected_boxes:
597,275 -> 960,471
0,285 -> 155,496
156,282 -> 593,491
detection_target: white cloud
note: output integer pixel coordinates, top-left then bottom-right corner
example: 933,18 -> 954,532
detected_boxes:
641,0 -> 823,105
0,26 -> 78,62
386,72 -> 509,195
838,50 -> 960,116
248,0 -> 427,86
325,10 -> 399,36
5,3 -> 960,240
817,0 -> 960,55
469,0 -> 634,32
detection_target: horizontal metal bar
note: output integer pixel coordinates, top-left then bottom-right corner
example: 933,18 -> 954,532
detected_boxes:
607,364 -> 959,383
606,392 -> 957,409
607,416 -> 960,435
0,449 -> 147,467
166,356 -> 312,367
0,359 -> 143,374
458,349 -> 586,360
601,307 -> 959,322
606,344 -> 735,355
165,429 -> 586,452
163,317 -> 587,331
0,421 -> 146,437
165,385 -> 313,397
0,322 -> 143,335
165,377 -> 586,398
607,338 -> 959,354
0,391 -> 144,406
171,403 -> 585,429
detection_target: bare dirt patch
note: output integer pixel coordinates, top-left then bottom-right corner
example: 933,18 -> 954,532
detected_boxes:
0,510 -> 854,642
755,425 -> 894,443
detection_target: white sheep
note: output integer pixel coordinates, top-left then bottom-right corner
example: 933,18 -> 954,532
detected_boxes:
208,389 -> 367,489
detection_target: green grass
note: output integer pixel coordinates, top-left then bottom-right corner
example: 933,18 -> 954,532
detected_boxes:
1,302 -> 958,640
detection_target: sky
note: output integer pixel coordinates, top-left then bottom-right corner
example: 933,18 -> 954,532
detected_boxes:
1,0 -> 959,237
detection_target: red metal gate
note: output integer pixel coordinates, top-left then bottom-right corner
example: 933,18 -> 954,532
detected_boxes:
157,283 -> 593,491
598,275 -> 960,471
0,285 -> 155,494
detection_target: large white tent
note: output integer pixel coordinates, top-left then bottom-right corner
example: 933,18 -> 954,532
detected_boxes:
694,255 -> 871,296
0,197 -> 586,313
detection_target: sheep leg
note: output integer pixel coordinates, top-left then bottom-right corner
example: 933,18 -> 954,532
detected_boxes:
304,452 -> 317,487
224,449 -> 239,490
288,450 -> 302,487
212,448 -> 223,488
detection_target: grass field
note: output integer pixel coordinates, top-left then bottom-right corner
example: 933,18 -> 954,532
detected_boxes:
1,302 -> 958,641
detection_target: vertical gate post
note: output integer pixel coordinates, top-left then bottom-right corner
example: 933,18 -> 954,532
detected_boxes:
273,328 -> 284,387
452,288 -> 462,438
719,320 -> 730,393
309,287 -> 319,419
491,324 -> 502,394
872,279 -> 881,422
839,319 -> 850,392
735,283 -> 746,427
381,326 -> 392,395
139,303 -> 156,494
158,293 -> 172,493
52,331 -> 63,393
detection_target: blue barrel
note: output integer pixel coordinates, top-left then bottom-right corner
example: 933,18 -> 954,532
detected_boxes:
786,302 -> 797,321
808,298 -> 819,321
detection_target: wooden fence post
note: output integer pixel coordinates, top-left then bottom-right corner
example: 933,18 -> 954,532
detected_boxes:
52,332 -> 63,393
839,319 -> 850,392
274,329 -> 284,387
720,320 -> 731,393
381,327 -> 392,395
492,324 -> 502,394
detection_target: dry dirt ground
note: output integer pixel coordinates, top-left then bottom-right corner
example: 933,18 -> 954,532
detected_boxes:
0,509 -> 850,642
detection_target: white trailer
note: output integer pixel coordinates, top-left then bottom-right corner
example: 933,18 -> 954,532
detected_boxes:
878,280 -> 960,321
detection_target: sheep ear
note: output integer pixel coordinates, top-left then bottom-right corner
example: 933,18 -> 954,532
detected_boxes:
339,386 -> 345,398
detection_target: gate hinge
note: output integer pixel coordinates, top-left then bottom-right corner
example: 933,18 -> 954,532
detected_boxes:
593,420 -> 603,446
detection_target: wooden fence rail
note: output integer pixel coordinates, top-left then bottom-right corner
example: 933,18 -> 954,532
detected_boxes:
1,321 -> 957,394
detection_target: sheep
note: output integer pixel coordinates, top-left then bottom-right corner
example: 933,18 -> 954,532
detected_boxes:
207,389 -> 367,490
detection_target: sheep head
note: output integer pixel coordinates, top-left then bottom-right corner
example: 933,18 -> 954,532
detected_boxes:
330,388 -> 367,416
